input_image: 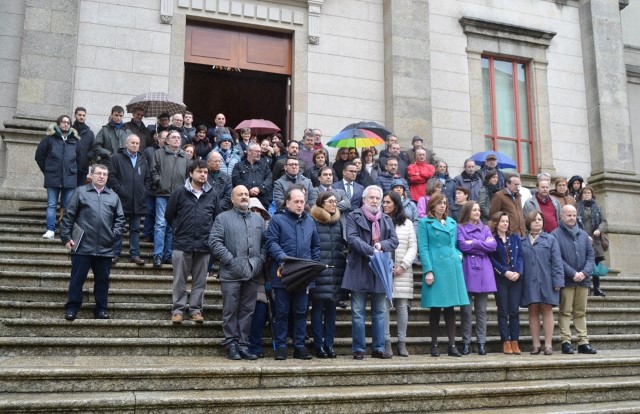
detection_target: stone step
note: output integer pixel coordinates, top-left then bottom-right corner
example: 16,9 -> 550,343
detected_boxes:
0,375 -> 638,413
443,400 -> 640,414
1,333 -> 638,357
0,352 -> 638,393
0,258 -> 176,276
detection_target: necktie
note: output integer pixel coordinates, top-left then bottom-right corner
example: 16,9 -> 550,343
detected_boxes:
346,182 -> 352,198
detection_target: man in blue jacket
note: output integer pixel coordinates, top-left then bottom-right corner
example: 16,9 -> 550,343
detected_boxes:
265,187 -> 320,360
552,204 -> 596,355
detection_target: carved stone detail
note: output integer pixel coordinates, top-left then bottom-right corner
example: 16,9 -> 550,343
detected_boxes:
160,0 -> 174,25
308,0 -> 323,44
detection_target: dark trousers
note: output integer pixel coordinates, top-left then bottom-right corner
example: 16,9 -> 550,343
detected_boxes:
65,255 -> 112,315
311,297 -> 336,349
143,195 -> 155,239
220,279 -> 258,349
429,306 -> 457,346
114,214 -> 141,258
249,300 -> 269,355
495,279 -> 523,341
274,288 -> 308,350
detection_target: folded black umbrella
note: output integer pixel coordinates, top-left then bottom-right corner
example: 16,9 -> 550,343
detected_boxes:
278,257 -> 332,293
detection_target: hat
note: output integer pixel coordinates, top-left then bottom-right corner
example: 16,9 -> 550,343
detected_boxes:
412,135 -> 423,144
390,178 -> 405,190
485,153 -> 497,161
248,197 -> 270,220
218,134 -> 233,143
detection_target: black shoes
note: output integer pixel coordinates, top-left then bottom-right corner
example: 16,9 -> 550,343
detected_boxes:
448,345 -> 462,357
477,343 -> 487,355
353,351 -> 365,360
153,255 -> 162,268
314,347 -> 328,359
431,344 -> 440,357
226,344 -> 241,360
594,288 -> 606,297
274,348 -> 287,360
562,342 -> 575,354
130,256 -> 145,266
111,256 -> 119,264
293,347 -> 313,360
94,310 -> 110,319
64,310 -> 77,321
371,350 -> 392,359
324,346 -> 337,358
461,343 -> 471,355
238,347 -> 258,360
578,343 -> 597,354
163,257 -> 172,265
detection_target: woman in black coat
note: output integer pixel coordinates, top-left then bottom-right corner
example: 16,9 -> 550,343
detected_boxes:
309,191 -> 347,358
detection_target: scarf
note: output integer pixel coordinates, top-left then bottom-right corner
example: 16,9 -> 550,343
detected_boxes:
109,119 -> 124,130
486,183 -> 500,199
362,206 -> 383,244
582,199 -> 594,208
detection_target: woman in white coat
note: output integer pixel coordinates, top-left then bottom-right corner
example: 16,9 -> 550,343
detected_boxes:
382,191 -> 418,357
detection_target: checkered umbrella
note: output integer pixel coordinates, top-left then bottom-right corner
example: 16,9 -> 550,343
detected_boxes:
126,92 -> 187,117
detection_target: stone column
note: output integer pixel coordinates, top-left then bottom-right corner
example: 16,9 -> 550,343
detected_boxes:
579,0 -> 640,272
0,0 -> 79,206
382,0 -> 431,149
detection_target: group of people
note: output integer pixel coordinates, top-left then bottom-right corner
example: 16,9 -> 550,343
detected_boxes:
35,106 -> 608,359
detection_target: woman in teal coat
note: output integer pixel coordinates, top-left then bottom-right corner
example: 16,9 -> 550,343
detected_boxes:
417,193 -> 469,357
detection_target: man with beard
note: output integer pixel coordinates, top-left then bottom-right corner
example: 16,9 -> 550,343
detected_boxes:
72,107 -> 95,187
210,185 -> 267,360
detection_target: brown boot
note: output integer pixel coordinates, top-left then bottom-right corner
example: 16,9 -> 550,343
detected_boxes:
503,341 -> 513,354
511,341 -> 521,355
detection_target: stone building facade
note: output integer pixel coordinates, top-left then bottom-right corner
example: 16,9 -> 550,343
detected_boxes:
1,0 -> 639,271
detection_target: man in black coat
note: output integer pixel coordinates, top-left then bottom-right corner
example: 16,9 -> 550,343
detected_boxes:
232,142 -> 273,209
107,134 -> 152,265
72,107 -> 95,187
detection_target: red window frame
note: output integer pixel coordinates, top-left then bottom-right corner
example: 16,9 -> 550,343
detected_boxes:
483,56 -> 535,174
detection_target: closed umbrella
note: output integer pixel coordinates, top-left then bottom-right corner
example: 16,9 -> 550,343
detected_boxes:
126,92 -> 187,117
369,251 -> 394,305
277,257 -> 332,293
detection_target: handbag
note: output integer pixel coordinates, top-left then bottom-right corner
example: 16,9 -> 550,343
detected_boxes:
600,233 -> 610,252
592,262 -> 609,277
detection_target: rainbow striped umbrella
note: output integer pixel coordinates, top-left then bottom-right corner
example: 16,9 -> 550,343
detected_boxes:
326,128 -> 385,148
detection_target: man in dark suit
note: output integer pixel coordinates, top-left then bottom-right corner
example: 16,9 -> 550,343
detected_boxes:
333,161 -> 364,212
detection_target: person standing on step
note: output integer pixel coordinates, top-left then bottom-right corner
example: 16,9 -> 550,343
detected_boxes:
91,105 -> 132,166
72,107 -> 95,188
107,134 -> 151,266
552,205 -> 597,355
165,159 -> 219,325
576,186 -> 608,297
210,185 -> 266,360
60,164 -> 125,321
265,187 -> 320,360
35,114 -> 82,239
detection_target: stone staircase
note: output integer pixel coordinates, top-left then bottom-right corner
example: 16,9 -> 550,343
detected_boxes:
1,204 -> 640,412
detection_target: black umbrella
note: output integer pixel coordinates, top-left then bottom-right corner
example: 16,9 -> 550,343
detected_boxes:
277,257 -> 332,293
341,121 -> 393,140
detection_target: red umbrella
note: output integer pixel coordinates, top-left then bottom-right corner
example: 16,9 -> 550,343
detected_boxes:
234,119 -> 280,135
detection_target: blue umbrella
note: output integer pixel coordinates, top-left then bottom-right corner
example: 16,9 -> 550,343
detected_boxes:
368,250 -> 394,305
470,151 -> 517,169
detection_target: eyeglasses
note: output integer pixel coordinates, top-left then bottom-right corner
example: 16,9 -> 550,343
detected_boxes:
324,200 -> 337,204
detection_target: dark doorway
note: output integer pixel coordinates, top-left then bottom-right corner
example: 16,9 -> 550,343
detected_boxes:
183,63 -> 290,138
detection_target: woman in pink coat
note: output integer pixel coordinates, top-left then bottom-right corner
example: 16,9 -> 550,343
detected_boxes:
457,201 -> 497,355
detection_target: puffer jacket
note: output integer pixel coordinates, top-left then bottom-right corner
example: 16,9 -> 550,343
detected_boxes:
209,207 -> 267,282
309,205 -> 347,301
392,218 -> 417,299
35,124 -> 81,189
151,146 -> 189,196
60,184 -> 125,257
551,221 -> 595,288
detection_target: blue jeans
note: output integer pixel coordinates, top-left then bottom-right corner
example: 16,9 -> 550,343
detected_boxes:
311,297 -> 336,349
274,288 -> 308,350
153,196 -> 172,260
249,300 -> 270,355
143,194 -> 156,239
351,291 -> 387,353
114,214 -> 141,258
46,187 -> 75,231
65,255 -> 111,315
495,280 -> 523,341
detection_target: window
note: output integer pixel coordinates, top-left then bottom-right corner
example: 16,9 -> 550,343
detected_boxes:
482,56 -> 533,174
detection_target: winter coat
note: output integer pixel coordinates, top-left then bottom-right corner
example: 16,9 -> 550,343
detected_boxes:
107,149 -> 152,215
407,161 -> 435,202
402,197 -> 418,227
214,147 -> 241,176
124,120 -> 152,151
356,169 -> 375,188
479,166 -> 505,189
520,232 -> 564,306
265,208 -> 321,289
449,203 -> 463,223
35,124 -> 81,189
273,174 -> 313,208
342,208 -> 399,293
151,146 -> 189,196
477,185 -> 498,224
577,200 -> 607,258
232,158 -> 273,208
392,218 -> 417,299
523,194 -> 561,232
417,216 -> 469,308
457,222 -> 497,293
433,173 -> 456,206
92,122 -> 132,165
490,233 -> 524,286
376,172 -> 409,195
490,189 -> 525,236
417,195 -> 430,219
209,207 -> 267,282
454,172 -> 482,201
72,121 -> 94,186
165,180 -> 219,253
208,170 -> 232,212
549,189 -> 576,208
551,222 -> 595,288
192,137 -> 213,160
60,184 -> 125,257
309,206 -> 347,301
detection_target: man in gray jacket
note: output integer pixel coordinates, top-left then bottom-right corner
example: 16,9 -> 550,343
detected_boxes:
551,205 -> 596,355
92,105 -> 132,165
60,164 -> 125,321
210,185 -> 267,360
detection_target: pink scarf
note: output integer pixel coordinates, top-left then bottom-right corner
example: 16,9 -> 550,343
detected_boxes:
362,206 -> 383,244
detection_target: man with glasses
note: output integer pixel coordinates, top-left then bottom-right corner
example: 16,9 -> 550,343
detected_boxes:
272,157 -> 312,208
232,142 -> 273,209
272,141 -> 307,181
207,151 -> 232,211
376,156 -> 410,194
307,166 -> 351,214
334,161 -> 364,211
297,131 -> 316,168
